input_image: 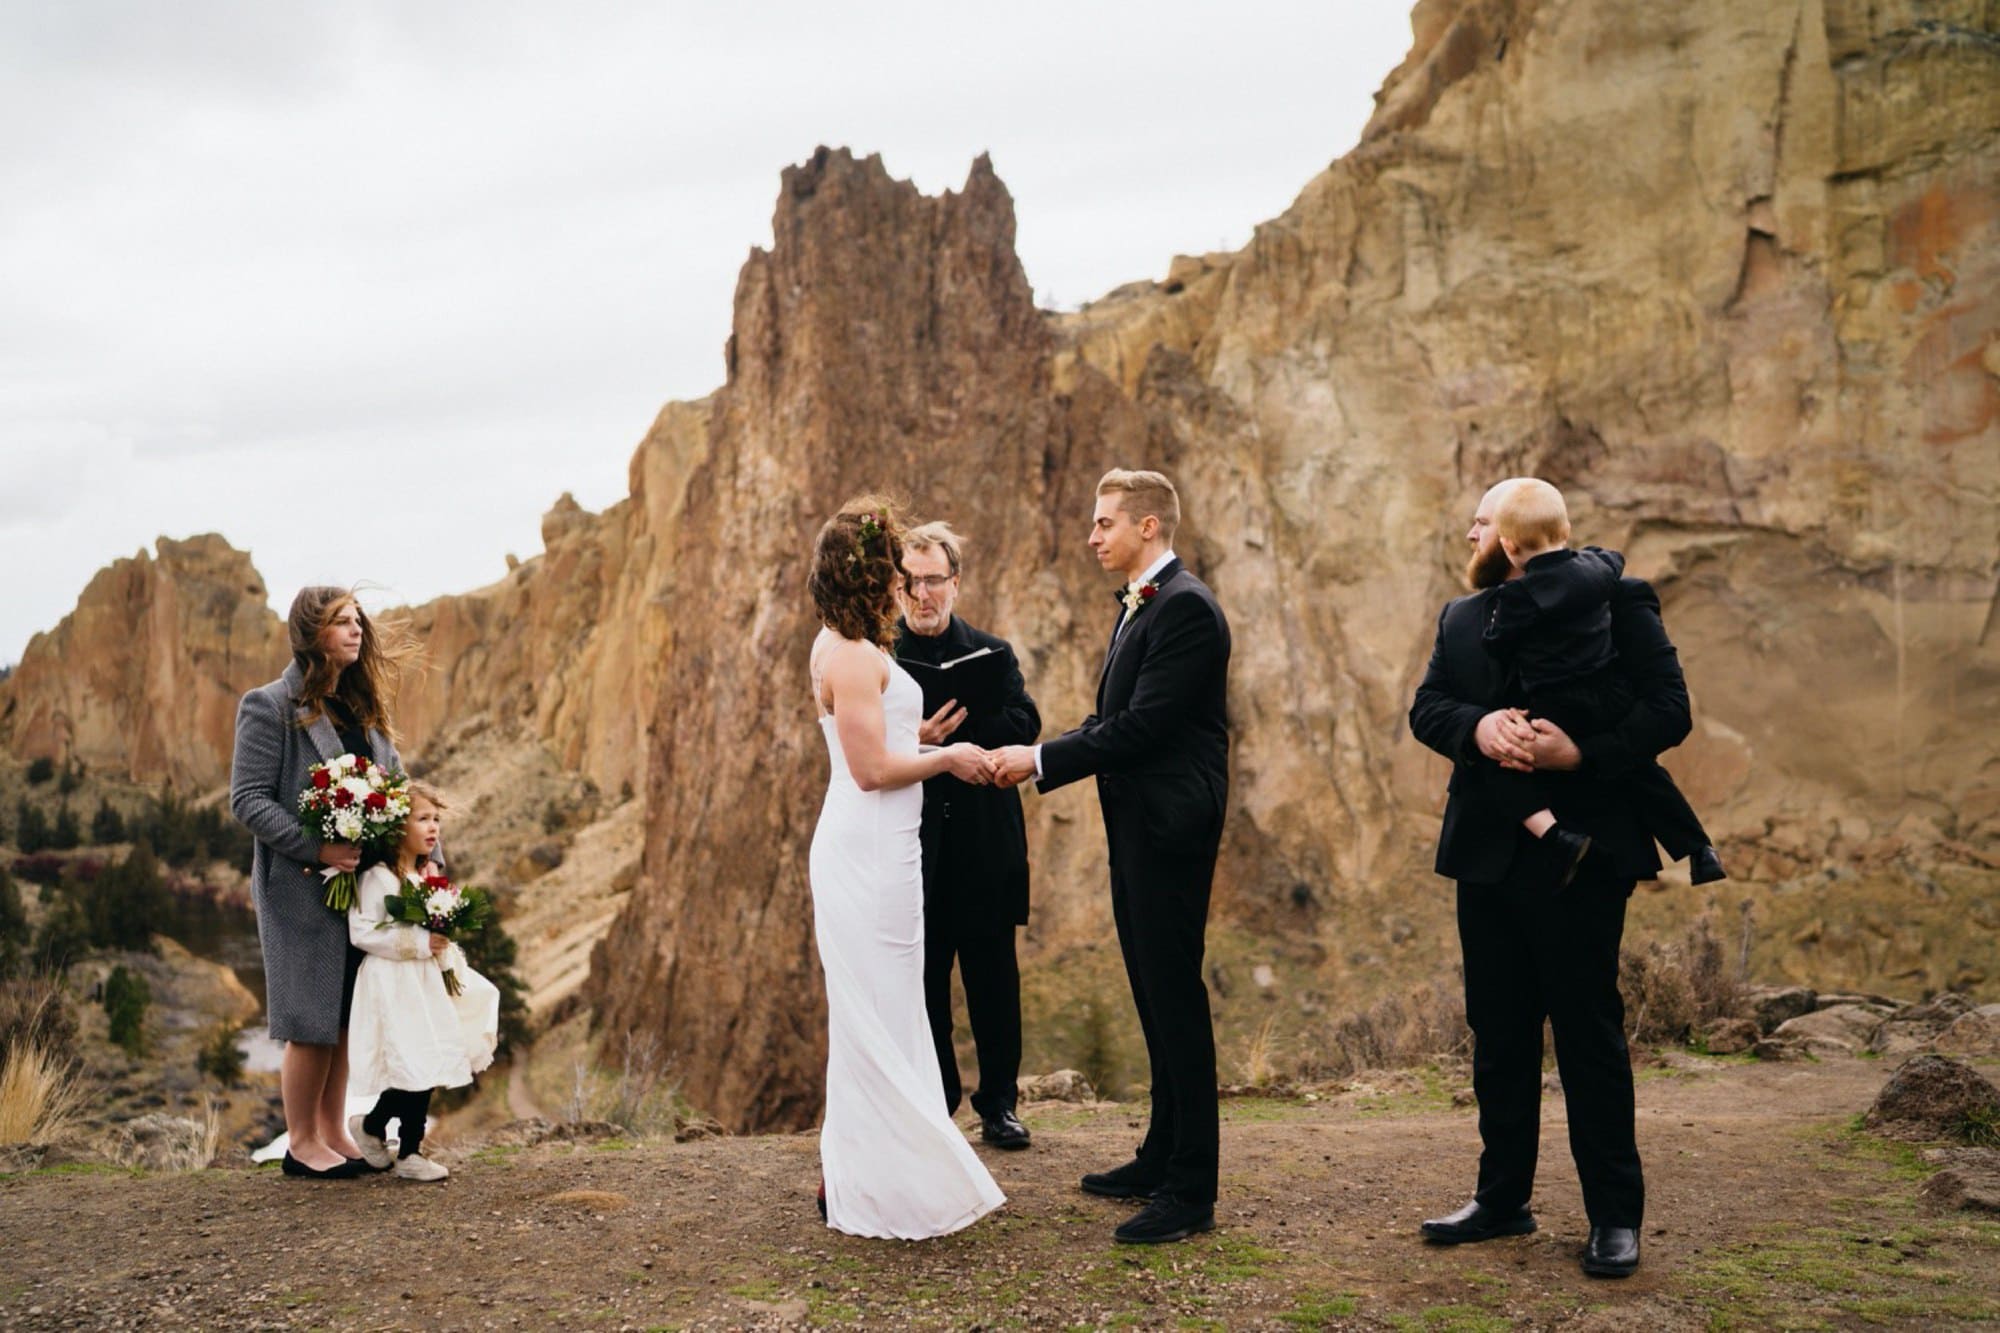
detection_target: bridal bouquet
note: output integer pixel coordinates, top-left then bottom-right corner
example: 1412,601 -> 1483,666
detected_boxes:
296,754 -> 411,911
380,871 -> 492,996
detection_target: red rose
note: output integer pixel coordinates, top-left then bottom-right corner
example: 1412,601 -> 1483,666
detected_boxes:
1139,583 -> 1158,601
423,874 -> 451,891
333,787 -> 353,808
364,791 -> 387,811
312,769 -> 332,790
354,756 -> 369,772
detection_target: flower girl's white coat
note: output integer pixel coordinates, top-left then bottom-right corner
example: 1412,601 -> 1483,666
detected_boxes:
346,865 -> 499,1100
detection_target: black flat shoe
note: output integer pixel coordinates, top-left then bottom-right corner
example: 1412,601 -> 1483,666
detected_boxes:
1114,1194 -> 1215,1245
1583,1225 -> 1640,1277
280,1152 -> 367,1180
980,1110 -> 1031,1150
1419,1200 -> 1537,1244
1081,1158 -> 1166,1200
1548,829 -> 1595,891
1689,846 -> 1727,885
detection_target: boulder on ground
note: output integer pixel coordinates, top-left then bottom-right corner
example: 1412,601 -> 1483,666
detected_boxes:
1743,984 -> 1817,1033
1020,1070 -> 1096,1103
1770,1003 -> 1889,1057
1701,1017 -> 1761,1056
1932,1005 -> 2000,1059
1865,1055 -> 2000,1142
1917,1147 -> 2000,1214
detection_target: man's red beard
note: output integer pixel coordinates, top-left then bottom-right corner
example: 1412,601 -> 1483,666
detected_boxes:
1465,541 -> 1513,590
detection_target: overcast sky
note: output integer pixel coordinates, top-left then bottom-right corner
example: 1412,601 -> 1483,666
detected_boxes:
0,1 -> 1412,665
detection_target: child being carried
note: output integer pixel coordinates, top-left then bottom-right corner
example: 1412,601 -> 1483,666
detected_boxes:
1479,480 -> 1726,891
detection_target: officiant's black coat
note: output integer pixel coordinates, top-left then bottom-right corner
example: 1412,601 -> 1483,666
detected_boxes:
894,615 -> 1039,933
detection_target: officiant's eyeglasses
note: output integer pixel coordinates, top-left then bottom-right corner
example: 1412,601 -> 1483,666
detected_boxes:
905,575 -> 956,593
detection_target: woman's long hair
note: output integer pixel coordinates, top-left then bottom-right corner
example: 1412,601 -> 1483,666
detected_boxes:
808,495 -> 907,651
286,586 -> 417,744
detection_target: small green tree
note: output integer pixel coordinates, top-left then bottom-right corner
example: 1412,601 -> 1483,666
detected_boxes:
15,799 -> 51,854
195,1022 -> 245,1086
0,862 -> 25,979
103,964 -> 150,1056
50,804 -> 81,852
25,756 -> 55,785
56,760 -> 83,796
89,799 -> 126,845
32,894 -> 89,972
85,843 -> 166,954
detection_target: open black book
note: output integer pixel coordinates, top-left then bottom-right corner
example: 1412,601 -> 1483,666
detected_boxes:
897,645 -> 1012,718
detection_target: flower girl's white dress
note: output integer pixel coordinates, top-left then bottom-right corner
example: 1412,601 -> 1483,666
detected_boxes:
346,865 -> 499,1099
810,639 -> 1005,1238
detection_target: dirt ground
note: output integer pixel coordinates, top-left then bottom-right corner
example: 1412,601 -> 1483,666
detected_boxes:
3,1055 -> 1996,1331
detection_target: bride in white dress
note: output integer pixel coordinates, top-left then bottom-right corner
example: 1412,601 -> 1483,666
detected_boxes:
807,499 -> 1007,1239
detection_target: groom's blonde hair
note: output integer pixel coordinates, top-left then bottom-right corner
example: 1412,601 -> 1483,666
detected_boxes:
1097,469 -> 1180,544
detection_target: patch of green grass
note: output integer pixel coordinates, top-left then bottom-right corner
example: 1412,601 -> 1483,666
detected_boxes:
1830,1119 -> 1938,1182
1353,1065 -> 1458,1117
1386,1306 -> 1511,1333
591,1136 -> 634,1151
1219,1096 -> 1309,1123
805,1291 -> 861,1324
1281,1290 -> 1360,1328
1178,1318 -> 1227,1331
471,1144 -> 522,1166
1959,1104 -> 2000,1149
1684,1223 -> 2000,1329
273,1288 -> 320,1309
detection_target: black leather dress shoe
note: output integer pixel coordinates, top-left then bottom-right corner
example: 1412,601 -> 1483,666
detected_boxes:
1081,1158 -> 1166,1199
1113,1195 -> 1215,1245
979,1109 -> 1031,1150
1419,1200 -> 1537,1244
1583,1225 -> 1640,1277
280,1152 -> 366,1180
1689,845 -> 1728,884
1548,828 -> 1595,891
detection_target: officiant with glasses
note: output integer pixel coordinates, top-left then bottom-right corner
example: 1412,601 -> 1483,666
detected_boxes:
894,520 -> 1041,1150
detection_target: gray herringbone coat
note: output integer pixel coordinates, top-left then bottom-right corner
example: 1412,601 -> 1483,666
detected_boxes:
230,662 -> 400,1045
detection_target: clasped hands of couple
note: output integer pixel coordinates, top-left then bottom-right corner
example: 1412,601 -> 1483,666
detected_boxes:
917,701 -> 1037,788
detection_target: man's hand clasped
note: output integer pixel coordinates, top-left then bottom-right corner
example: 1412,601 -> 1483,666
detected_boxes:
1474,709 -> 1581,773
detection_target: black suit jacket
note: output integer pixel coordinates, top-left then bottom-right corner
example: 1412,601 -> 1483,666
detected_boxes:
894,615 -> 1040,933
1409,577 -> 1692,884
1040,559 -> 1231,862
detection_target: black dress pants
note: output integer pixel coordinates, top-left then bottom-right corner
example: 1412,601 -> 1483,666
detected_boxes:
1457,857 -> 1644,1227
923,923 -> 1023,1117
1111,838 -> 1220,1205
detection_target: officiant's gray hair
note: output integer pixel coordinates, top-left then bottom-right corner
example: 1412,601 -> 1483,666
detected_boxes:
904,520 -> 966,577
1097,469 -> 1180,544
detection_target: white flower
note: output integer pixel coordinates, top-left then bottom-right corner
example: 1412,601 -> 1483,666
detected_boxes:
423,888 -> 462,920
333,809 -> 365,841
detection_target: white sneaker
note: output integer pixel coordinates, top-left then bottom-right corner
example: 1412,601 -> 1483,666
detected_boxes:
347,1115 -> 394,1170
393,1153 -> 449,1182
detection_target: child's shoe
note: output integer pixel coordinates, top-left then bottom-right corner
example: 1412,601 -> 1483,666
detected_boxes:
1547,827 -> 1594,891
1689,846 -> 1728,885
394,1153 -> 450,1182
348,1115 -> 394,1170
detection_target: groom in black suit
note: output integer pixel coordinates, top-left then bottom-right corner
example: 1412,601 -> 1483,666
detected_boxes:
994,468 -> 1231,1245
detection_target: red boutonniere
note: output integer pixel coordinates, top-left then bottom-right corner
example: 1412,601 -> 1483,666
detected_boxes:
1120,580 -> 1160,615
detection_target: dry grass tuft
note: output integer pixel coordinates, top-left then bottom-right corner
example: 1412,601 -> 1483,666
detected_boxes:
1302,979 -> 1472,1081
562,1029 -> 689,1137
100,1096 -> 222,1172
0,1039 -> 88,1147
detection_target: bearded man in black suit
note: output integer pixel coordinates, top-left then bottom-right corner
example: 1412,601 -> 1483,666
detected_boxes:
993,468 -> 1231,1246
893,520 -> 1040,1150
1409,477 -> 1698,1279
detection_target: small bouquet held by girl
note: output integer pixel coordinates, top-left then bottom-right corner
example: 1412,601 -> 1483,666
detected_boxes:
379,870 -> 492,996
296,752 -> 411,910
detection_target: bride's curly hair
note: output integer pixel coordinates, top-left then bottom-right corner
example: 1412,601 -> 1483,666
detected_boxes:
809,495 -> 908,650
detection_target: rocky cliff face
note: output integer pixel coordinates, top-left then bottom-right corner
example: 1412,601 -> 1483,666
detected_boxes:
0,535 -> 286,791
589,0 -> 2000,1129
8,0 -> 1995,1131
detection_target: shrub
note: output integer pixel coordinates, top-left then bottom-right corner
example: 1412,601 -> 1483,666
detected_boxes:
1308,978 -> 1472,1079
14,800 -> 50,854
10,855 -> 63,888
49,805 -> 80,852
131,789 -> 252,870
83,843 -> 167,954
0,864 -> 23,980
195,1023 -> 245,1086
103,965 -> 150,1056
24,757 -> 54,786
0,974 -> 77,1064
89,800 -> 126,846
56,761 -> 83,796
32,897 -> 89,972
562,1029 -> 687,1136
1620,912 -> 1743,1046
457,902 -> 531,1057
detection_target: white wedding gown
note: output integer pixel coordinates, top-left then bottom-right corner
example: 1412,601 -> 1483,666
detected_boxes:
811,639 -> 1005,1239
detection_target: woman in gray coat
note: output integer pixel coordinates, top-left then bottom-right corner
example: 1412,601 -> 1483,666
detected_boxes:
231,587 -> 409,1179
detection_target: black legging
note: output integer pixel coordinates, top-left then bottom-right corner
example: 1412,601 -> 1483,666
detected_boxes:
363,1087 -> 433,1158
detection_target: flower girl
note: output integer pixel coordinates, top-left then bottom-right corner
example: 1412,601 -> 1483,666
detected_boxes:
345,782 -> 499,1180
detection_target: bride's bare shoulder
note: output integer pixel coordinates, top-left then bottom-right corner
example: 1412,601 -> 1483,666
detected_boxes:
812,631 -> 887,687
